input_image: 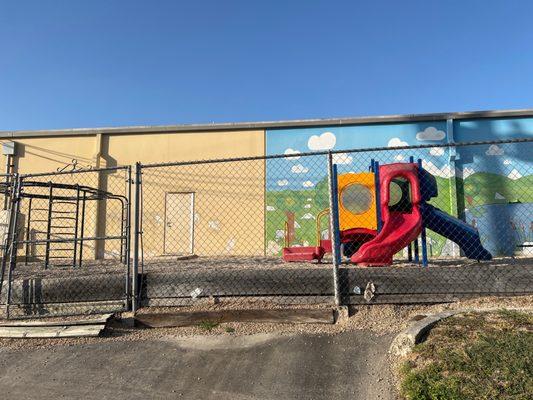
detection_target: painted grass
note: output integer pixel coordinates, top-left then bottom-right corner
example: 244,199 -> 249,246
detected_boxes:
400,310 -> 533,400
265,175 -> 452,255
265,172 -> 533,257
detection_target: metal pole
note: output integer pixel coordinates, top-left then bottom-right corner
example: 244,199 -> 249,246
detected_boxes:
78,192 -> 86,268
327,153 -> 341,306
417,159 -> 429,267
119,203 -> 125,263
420,227 -> 428,267
0,173 -> 18,310
72,185 -> 80,268
6,175 -> 22,319
125,166 -> 132,311
373,161 -> 382,232
24,197 -> 32,265
132,162 -> 141,313
44,182 -> 53,269
406,154 -> 412,261
409,156 -> 420,264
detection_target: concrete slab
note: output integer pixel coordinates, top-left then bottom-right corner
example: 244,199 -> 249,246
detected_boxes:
0,313 -> 113,327
0,324 -> 105,338
0,331 -> 396,400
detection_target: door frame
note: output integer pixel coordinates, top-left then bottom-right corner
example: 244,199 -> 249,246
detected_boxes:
163,191 -> 195,255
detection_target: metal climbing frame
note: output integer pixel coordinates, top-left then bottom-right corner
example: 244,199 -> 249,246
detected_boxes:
12,180 -> 130,269
0,166 -> 132,319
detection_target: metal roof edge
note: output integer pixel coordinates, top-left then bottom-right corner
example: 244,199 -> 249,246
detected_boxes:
1,108 -> 533,139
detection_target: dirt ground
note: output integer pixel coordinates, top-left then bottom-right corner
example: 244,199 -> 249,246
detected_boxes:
11,254 -> 533,279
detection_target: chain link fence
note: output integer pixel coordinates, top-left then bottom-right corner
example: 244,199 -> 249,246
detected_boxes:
135,138 -> 533,309
136,153 -> 335,308
0,138 -> 531,319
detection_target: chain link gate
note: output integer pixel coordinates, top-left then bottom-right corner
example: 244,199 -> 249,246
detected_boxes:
0,166 -> 132,319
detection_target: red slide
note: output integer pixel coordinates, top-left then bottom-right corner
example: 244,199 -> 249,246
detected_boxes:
351,163 -> 422,266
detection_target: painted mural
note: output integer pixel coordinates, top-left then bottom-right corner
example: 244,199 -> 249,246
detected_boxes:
265,117 -> 533,259
455,118 -> 533,256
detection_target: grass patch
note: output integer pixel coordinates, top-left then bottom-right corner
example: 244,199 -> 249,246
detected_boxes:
399,310 -> 533,400
225,327 -> 235,333
198,320 -> 219,331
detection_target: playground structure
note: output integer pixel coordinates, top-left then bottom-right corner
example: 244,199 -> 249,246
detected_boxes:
282,158 -> 493,266
1,179 -> 129,269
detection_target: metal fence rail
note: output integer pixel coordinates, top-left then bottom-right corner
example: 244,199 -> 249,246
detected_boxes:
0,137 -> 532,319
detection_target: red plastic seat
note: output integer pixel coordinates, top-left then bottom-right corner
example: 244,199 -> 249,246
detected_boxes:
282,246 -> 326,262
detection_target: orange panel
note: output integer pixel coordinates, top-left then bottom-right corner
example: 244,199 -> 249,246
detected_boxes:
337,172 -> 377,231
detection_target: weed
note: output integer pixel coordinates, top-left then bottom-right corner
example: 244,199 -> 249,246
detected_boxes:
198,320 -> 219,331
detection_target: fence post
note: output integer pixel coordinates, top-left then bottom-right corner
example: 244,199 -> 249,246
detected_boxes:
132,162 -> 141,313
417,158 -> 429,267
0,174 -> 16,312
5,175 -> 22,319
327,153 -> 342,306
409,156 -> 420,264
44,182 -> 53,269
125,166 -> 132,311
373,160 -> 382,232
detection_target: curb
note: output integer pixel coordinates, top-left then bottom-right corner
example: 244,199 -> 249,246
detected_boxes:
389,306 -> 533,357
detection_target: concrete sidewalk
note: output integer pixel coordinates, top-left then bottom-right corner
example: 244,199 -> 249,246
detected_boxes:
0,331 -> 395,400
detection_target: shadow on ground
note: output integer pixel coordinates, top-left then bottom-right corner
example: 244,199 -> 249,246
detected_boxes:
0,331 -> 395,400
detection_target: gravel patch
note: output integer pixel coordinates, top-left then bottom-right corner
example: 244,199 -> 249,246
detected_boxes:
0,294 -> 531,351
11,255 -> 533,280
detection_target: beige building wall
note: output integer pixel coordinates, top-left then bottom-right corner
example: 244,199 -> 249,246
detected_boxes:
1,135 -> 104,262
9,135 -> 98,173
1,129 -> 266,260
102,129 -> 264,165
105,130 -> 265,258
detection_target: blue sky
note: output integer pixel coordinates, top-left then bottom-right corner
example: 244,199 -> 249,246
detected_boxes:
1,0 -> 533,131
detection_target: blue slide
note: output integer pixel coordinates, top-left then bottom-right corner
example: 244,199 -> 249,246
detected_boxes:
421,203 -> 492,261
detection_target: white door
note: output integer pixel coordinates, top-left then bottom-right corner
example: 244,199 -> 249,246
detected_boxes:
164,192 -> 195,255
